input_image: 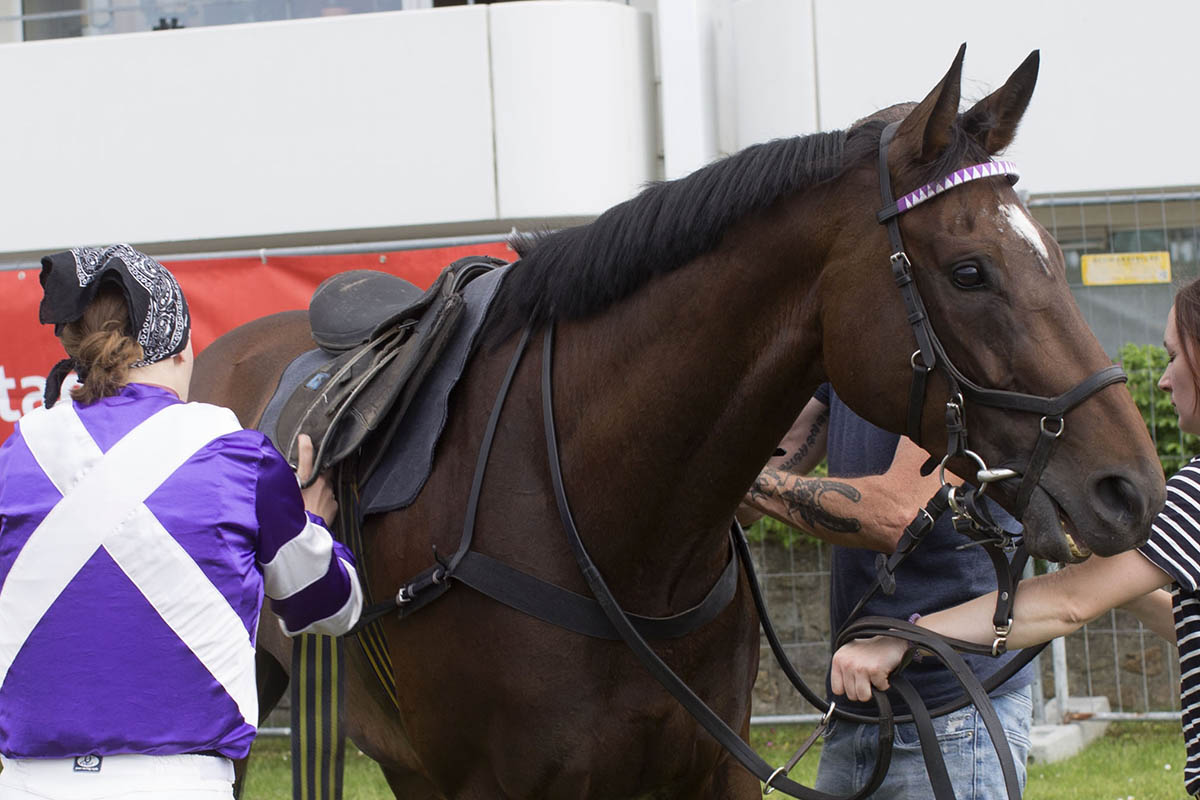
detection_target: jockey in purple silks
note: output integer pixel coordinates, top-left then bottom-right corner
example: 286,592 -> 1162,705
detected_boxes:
0,245 -> 362,800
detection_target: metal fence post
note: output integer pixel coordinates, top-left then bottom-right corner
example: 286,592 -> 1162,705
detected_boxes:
1047,562 -> 1071,720
1026,558 -> 1047,725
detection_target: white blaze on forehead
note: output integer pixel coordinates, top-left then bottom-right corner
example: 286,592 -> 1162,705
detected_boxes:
998,202 -> 1052,275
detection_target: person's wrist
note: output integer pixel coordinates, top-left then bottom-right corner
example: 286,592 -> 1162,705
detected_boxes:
907,613 -> 924,662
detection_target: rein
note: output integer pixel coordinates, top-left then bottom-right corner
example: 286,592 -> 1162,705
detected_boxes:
536,324 -> 1023,800
539,323 -> 893,800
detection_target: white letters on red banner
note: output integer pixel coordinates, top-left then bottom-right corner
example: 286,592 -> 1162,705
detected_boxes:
0,242 -> 512,440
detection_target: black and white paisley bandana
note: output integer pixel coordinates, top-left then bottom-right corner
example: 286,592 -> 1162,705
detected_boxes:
39,244 -> 190,407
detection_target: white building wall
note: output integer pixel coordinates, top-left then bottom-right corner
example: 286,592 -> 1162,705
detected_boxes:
0,0 -> 1196,260
490,1 -> 656,217
0,0 -> 19,45
0,7 -> 498,255
0,1 -> 656,260
725,0 -> 1200,194
655,0 -> 718,180
730,0 -> 817,149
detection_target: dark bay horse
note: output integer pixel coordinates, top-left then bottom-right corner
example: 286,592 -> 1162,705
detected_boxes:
191,47 -> 1165,799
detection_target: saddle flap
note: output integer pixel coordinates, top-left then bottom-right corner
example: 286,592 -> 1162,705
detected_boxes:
275,256 -> 506,482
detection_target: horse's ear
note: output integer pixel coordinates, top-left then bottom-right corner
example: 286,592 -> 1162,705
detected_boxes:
962,50 -> 1040,155
895,43 -> 966,164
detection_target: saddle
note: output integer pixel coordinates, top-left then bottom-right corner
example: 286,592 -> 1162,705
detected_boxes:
275,255 -> 507,487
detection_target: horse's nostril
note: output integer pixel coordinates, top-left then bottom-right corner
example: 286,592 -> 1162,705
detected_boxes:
1094,474 -> 1145,527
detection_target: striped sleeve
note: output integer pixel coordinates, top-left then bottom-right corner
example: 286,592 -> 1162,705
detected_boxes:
252,437 -> 363,636
1139,459 -> 1200,593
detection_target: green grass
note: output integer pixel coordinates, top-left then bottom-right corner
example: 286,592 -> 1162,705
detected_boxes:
241,722 -> 1188,798
1024,722 -> 1187,800
750,723 -> 823,788
242,737 -> 390,799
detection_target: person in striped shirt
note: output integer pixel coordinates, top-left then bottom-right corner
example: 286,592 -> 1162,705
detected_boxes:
0,245 -> 363,800
831,275 -> 1200,797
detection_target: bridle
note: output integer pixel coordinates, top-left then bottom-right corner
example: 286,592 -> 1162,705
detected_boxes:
875,120 -> 1127,534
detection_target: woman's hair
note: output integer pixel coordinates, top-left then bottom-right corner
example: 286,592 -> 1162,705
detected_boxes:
58,284 -> 144,404
1174,277 -> 1200,403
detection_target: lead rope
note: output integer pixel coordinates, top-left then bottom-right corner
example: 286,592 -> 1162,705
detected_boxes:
738,506 -> 1029,800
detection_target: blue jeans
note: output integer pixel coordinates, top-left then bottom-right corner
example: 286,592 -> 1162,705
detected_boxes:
814,686 -> 1032,800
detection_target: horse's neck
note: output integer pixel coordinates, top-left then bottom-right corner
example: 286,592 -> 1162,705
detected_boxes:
551,197 -> 835,595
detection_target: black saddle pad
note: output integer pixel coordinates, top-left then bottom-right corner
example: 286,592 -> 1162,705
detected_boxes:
259,265 -> 508,515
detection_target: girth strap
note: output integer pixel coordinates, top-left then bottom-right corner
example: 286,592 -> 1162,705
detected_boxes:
338,477 -> 400,712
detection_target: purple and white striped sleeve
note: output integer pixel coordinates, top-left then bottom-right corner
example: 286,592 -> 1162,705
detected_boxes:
253,439 -> 363,636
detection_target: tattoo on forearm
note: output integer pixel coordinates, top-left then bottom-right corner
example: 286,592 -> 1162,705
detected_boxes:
751,467 -> 862,534
777,409 -> 829,472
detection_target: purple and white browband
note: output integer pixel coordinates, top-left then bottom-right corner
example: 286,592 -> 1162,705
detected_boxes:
894,160 -> 1020,215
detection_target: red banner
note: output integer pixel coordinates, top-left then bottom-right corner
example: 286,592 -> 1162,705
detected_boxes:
0,241 -> 513,440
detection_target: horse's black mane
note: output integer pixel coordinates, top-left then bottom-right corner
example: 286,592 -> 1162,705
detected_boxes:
482,114 -> 992,343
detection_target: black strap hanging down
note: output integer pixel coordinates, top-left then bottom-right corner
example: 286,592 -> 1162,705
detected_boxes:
541,324 -> 893,800
890,675 -> 955,796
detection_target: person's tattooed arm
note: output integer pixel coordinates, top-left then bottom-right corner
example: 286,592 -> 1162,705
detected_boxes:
775,408 -> 830,473
749,468 -> 862,535
745,436 -> 946,552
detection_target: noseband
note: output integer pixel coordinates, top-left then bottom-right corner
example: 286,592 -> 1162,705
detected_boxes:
875,121 -> 1126,529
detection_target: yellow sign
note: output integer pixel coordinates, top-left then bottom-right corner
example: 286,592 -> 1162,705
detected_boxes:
1081,252 -> 1171,286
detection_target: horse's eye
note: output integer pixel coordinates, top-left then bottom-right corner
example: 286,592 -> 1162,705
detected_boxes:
951,263 -> 986,290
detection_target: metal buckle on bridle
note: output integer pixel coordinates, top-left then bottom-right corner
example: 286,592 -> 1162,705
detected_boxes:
946,480 -> 1020,553
911,349 -> 932,373
1040,415 -> 1065,438
992,619 -> 1013,656
939,448 -> 989,491
763,702 -> 837,795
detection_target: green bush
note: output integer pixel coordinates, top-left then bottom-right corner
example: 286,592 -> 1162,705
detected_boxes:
743,514 -> 807,547
1118,342 -> 1198,476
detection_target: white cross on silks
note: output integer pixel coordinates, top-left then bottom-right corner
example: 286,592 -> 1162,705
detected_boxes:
0,399 -> 259,724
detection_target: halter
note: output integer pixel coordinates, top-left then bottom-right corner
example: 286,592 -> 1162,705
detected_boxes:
875,121 -> 1127,530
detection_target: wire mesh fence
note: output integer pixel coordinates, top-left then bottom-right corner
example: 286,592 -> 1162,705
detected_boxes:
745,527 -> 1182,725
